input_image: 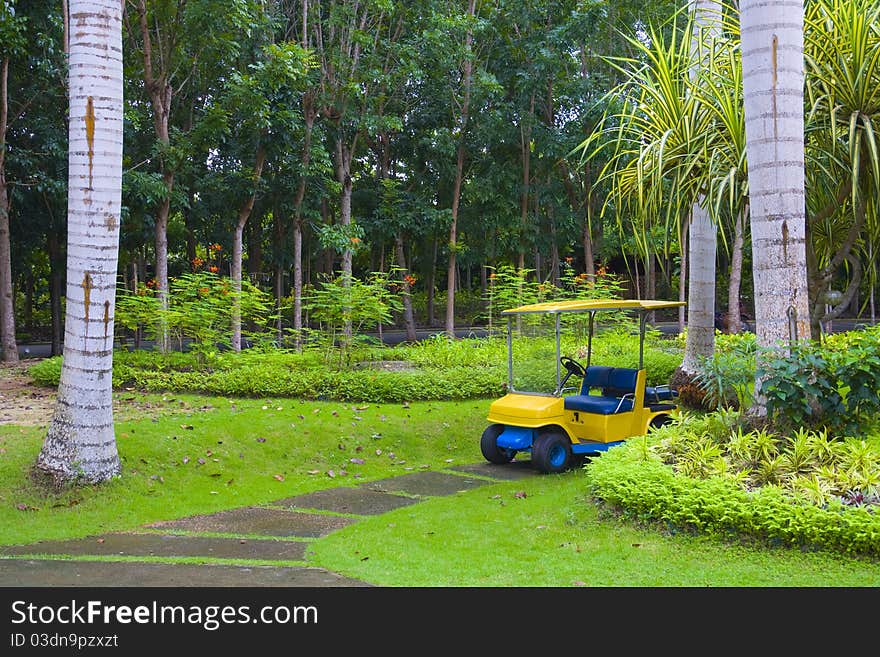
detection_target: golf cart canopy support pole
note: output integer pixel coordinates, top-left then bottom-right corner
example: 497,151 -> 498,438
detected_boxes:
556,312 -> 562,389
507,315 -> 513,390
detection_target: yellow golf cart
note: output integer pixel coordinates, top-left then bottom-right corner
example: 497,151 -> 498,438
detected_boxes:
481,299 -> 685,473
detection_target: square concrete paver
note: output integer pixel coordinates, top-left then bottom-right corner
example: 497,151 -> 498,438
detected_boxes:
273,487 -> 420,516
1,533 -> 308,561
146,507 -> 355,538
0,559 -> 370,587
451,460 -> 538,480
359,470 -> 492,497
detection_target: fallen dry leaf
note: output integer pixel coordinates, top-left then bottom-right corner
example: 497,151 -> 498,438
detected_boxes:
273,474 -> 285,482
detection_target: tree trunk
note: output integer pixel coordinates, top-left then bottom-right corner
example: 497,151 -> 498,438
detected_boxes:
396,233 -> 417,342
292,93 -> 315,351
48,230 -> 64,356
740,0 -> 811,415
38,0 -> 123,484
679,204 -> 716,376
427,235 -> 437,326
726,204 -> 746,334
445,0 -> 476,339
231,145 -> 266,353
0,58 -> 18,362
334,135 -> 355,341
677,0 -> 720,380
134,0 -> 174,352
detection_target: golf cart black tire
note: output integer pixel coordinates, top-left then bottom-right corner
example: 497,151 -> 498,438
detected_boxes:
481,424 -> 515,464
649,414 -> 673,430
531,431 -> 572,474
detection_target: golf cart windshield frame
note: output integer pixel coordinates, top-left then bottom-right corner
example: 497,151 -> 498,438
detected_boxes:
502,299 -> 686,396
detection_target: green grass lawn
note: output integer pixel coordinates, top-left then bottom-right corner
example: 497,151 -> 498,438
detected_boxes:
309,470 -> 880,586
2,392 -> 879,586
0,393 -> 488,545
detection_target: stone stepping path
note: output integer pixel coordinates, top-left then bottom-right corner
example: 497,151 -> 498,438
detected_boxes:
0,463 -> 537,587
272,486 -> 420,516
2,534 -> 308,561
0,559 -> 365,587
145,507 -> 356,538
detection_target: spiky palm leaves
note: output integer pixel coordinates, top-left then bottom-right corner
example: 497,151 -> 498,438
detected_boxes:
805,0 -> 880,332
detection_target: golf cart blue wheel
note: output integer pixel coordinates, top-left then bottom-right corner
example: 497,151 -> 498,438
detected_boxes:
531,432 -> 572,474
548,443 -> 567,468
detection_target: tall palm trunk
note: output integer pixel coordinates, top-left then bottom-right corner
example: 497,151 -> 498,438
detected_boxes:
678,0 -> 720,379
740,0 -> 812,414
38,0 -> 123,484
680,205 -> 717,374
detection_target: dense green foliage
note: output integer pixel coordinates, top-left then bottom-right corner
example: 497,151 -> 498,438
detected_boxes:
760,325 -> 880,435
29,328 -> 685,401
587,413 -> 880,558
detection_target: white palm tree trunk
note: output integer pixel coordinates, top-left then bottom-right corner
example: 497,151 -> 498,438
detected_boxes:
740,0 -> 812,410
37,0 -> 123,483
680,0 -> 720,377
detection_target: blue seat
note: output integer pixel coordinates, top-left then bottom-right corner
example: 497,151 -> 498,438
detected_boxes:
569,365 -> 676,410
564,394 -> 634,414
579,365 -> 614,393
565,365 -> 637,415
645,385 -> 678,403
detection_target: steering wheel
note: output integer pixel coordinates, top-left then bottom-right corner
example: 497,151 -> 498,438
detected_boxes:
560,356 -> 586,378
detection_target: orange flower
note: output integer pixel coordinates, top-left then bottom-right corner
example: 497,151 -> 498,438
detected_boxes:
403,274 -> 416,287
350,237 -> 361,244
210,243 -> 222,253
209,265 -> 219,274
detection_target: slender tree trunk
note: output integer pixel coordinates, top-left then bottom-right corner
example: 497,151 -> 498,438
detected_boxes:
518,93 -> 534,276
679,204 -> 717,375
445,0 -> 476,339
38,0 -> 123,484
134,0 -> 174,352
48,230 -> 64,356
272,196 -> 286,346
740,0 -> 811,416
232,146 -> 266,353
0,57 -> 18,362
292,89 -> 315,351
726,204 -> 746,334
427,235 -> 437,326
678,219 -> 687,331
334,135 -> 355,340
394,234 -> 417,342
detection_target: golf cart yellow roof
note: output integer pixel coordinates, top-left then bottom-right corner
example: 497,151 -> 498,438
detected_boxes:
501,299 -> 686,315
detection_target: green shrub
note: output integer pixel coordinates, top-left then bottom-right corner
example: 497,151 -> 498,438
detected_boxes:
585,414 -> 880,558
29,356 -> 62,387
